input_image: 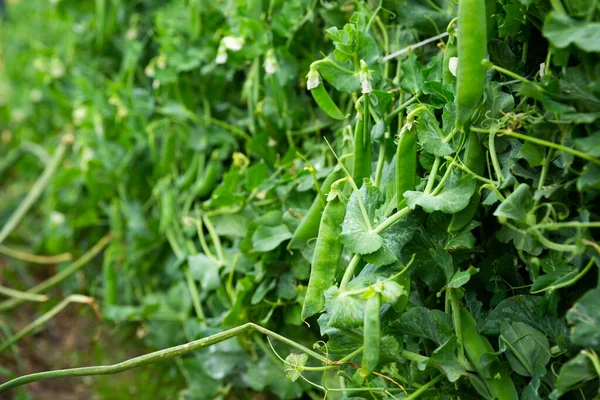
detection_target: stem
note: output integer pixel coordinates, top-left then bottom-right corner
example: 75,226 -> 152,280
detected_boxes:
450,158 -> 496,186
448,290 -> 465,365
405,375 -> 443,400
381,32 -> 449,63
0,137 -> 71,246
385,95 -> 418,124
0,295 -> 95,355
184,266 -> 205,322
431,161 -> 456,196
526,221 -> 600,232
374,130 -> 389,188
0,286 -> 48,302
471,127 -> 600,165
0,245 -> 72,264
550,0 -> 567,13
530,258 -> 595,294
203,115 -> 251,141
203,215 -> 224,263
339,254 -> 361,291
533,149 -> 553,208
488,131 -> 504,183
373,206 -> 411,234
424,158 -> 441,194
0,234 -> 113,312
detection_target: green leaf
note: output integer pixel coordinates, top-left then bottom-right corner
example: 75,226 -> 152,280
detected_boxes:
447,266 -> 479,289
412,106 -> 454,157
390,307 -> 454,345
323,286 -> 365,329
429,337 -> 467,382
284,353 -> 308,382
422,81 -> 454,108
500,321 -> 550,377
550,353 -> 596,399
363,211 -> 421,266
251,224 -> 292,252
405,174 -> 476,214
493,184 -> 533,223
543,12 -> 600,53
341,184 -> 384,255
400,53 -> 424,95
188,254 -> 221,291
577,163 -> 600,191
481,295 -> 568,340
566,288 -> 600,349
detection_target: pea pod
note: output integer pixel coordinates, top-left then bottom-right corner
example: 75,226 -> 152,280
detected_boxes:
310,84 -> 347,121
102,244 -> 118,307
448,130 -> 485,232
189,151 -> 221,200
361,293 -> 381,376
301,197 -> 345,320
395,124 -> 417,209
456,0 -> 487,127
353,95 -> 372,184
288,168 -> 343,250
176,152 -> 202,190
460,308 -> 518,400
157,130 -> 177,178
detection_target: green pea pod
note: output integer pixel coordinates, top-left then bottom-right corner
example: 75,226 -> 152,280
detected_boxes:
460,308 -> 518,400
157,130 -> 177,178
353,95 -> 372,184
396,125 -> 417,209
361,293 -> 381,376
392,273 -> 410,314
301,197 -> 345,320
176,152 -> 201,190
310,84 -> 347,121
288,168 -> 343,250
448,130 -> 485,232
190,152 -> 221,199
442,31 -> 457,85
456,0 -> 487,127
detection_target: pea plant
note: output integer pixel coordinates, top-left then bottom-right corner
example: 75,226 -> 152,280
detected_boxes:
1,0 -> 599,399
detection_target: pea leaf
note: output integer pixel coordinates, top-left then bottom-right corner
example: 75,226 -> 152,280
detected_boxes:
566,288 -> 600,349
550,353 -> 596,399
500,321 -> 550,377
341,184 -> 384,255
482,295 -> 568,340
429,337 -> 466,382
411,106 -> 454,157
390,307 -> 454,345
284,353 -> 308,382
363,211 -> 421,266
447,266 -> 479,289
251,224 -> 292,252
188,254 -> 221,291
543,12 -> 600,53
405,173 -> 476,214
493,184 -> 533,223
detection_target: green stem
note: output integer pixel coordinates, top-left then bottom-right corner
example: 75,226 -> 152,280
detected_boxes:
340,254 -> 361,291
0,137 -> 71,246
550,0 -> 567,13
471,127 -> 600,165
488,131 -> 504,183
405,375 -> 443,400
0,286 -> 48,303
373,206 -> 411,234
384,95 -> 418,124
203,116 -> 251,141
374,130 -> 389,188
0,234 -> 113,312
448,290 -> 466,365
0,245 -> 72,264
533,149 -> 553,208
526,221 -> 600,232
530,258 -> 595,294
424,158 -> 441,194
203,215 -> 225,263
184,266 -> 205,323
449,158 -> 496,186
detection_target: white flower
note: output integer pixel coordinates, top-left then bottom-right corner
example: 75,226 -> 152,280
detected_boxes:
449,57 -> 458,77
144,62 -> 155,77
33,58 -> 46,71
156,55 -> 167,70
222,36 -> 244,51
49,0 -> 61,5
307,67 -> 320,90
361,79 -> 372,94
11,109 -> 26,123
539,62 -> 546,77
126,28 -> 138,41
152,80 -> 161,90
359,60 -> 372,94
264,50 -> 278,75
50,211 -> 66,225
80,148 -> 95,171
73,23 -> 86,34
215,49 -> 228,65
73,106 -> 87,125
30,89 -> 43,102
49,58 -> 65,79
